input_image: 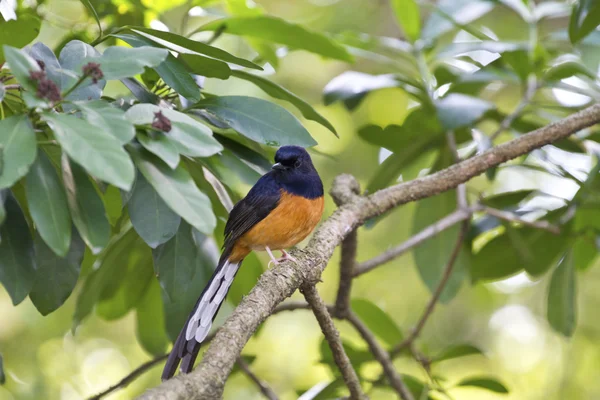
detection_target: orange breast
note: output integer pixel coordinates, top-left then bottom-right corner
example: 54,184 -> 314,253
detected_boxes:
229,191 -> 324,262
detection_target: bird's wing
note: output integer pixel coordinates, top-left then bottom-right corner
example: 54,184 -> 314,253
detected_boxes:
223,173 -> 281,251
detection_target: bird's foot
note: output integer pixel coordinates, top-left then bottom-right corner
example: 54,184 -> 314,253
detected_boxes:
266,247 -> 297,268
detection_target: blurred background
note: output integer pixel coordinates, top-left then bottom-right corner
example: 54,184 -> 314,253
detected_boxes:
2,0 -> 600,399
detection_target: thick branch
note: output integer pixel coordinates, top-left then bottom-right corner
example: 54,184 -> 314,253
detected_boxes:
334,230 -> 357,317
138,103 -> 600,400
346,312 -> 414,400
391,220 -> 469,356
302,284 -> 366,400
237,358 -> 279,400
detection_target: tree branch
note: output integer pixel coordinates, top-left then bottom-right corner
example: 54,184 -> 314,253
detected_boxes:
88,354 -> 168,400
302,284 -> 366,400
346,312 -> 414,400
490,75 -> 538,140
391,220 -> 470,356
334,230 -> 357,317
138,103 -> 600,400
237,357 -> 279,400
354,209 -> 470,276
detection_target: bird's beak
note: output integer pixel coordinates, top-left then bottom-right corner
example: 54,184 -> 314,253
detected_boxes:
272,163 -> 286,171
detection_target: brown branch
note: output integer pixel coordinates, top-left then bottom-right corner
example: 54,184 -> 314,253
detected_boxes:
237,357 -> 279,400
3,84 -> 20,91
334,230 -> 357,317
88,354 -> 169,400
138,103 -> 600,400
302,284 -> 366,400
391,220 -> 470,356
354,209 -> 470,276
346,312 -> 414,400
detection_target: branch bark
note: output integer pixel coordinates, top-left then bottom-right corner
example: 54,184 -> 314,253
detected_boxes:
138,103 -> 600,400
302,284 -> 366,400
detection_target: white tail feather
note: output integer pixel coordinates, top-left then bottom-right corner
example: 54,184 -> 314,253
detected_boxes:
185,260 -> 240,342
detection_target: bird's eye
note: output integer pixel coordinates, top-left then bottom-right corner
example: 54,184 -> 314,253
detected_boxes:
294,160 -> 301,168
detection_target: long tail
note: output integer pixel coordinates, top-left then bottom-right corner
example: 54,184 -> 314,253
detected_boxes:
161,255 -> 242,380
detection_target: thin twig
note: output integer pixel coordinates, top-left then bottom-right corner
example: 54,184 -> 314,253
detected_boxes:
87,354 -> 169,400
354,209 -> 470,276
302,285 -> 366,400
490,75 -> 538,141
346,312 -> 414,400
90,302 -> 310,400
475,205 -> 561,234
237,357 -> 279,400
334,229 -> 357,317
3,84 -> 20,90
391,220 -> 470,356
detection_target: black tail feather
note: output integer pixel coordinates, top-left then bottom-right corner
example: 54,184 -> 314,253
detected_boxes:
161,255 -> 242,380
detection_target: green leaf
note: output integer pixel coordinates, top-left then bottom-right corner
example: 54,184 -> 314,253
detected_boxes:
351,298 -> 403,347
324,71 -> 398,109
472,224 -> 568,281
0,354 -> 4,384
75,100 -> 136,144
544,60 -> 596,81
121,77 -> 159,104
0,191 -> 6,226
136,132 -> 180,169
79,46 -> 168,80
26,43 -> 63,90
78,0 -> 102,36
29,230 -> 85,315
125,104 -> 223,158
572,207 -> 600,270
391,0 -> 421,42
435,94 -> 493,131
25,151 -> 71,257
0,194 -> 35,305
231,70 -> 337,135
42,113 -> 135,191
178,53 -> 232,79
422,0 -> 494,39
96,238 -> 152,320
194,96 -> 316,147
569,0 -> 600,44
412,150 -> 469,303
0,115 -> 36,189
481,190 -> 534,209
457,377 -> 509,394
152,221 -> 198,301
73,227 -> 138,327
129,27 -> 262,70
130,148 -> 216,235
547,251 -> 577,336
61,155 -> 110,254
129,172 -> 181,248
0,13 -> 41,63
431,344 -> 484,363
113,33 -> 201,102
306,379 -> 345,400
161,229 -> 217,340
58,40 -> 105,103
199,16 -> 353,63
136,278 -> 169,356
2,45 -> 47,107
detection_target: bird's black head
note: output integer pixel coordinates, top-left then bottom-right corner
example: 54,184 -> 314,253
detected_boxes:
271,146 -> 323,199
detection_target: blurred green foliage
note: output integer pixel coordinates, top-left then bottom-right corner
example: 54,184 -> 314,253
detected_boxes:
1,0 -> 600,399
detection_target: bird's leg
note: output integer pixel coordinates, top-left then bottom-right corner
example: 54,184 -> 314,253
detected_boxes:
280,249 -> 297,262
266,246 -> 279,268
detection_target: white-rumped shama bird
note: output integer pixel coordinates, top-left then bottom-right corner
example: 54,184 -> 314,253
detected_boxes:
162,145 -> 324,380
